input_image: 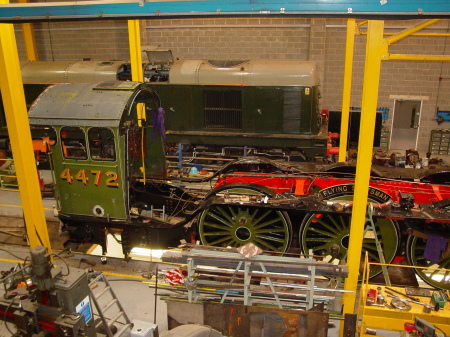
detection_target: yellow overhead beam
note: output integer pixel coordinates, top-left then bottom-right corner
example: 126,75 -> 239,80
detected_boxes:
357,20 -> 368,27
338,18 -> 356,163
18,0 -> 37,61
342,19 -> 385,320
0,0 -> 51,250
365,32 -> 450,37
21,23 -> 37,60
388,54 -> 450,61
386,18 -> 441,45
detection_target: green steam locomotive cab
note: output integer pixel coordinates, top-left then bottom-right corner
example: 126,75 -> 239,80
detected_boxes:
28,81 -> 171,254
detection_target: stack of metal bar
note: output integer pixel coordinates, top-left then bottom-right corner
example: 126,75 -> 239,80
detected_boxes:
160,244 -> 350,311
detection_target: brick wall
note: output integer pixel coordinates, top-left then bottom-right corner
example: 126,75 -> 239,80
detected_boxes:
15,20 -> 130,61
142,17 -> 311,60
12,16 -> 450,152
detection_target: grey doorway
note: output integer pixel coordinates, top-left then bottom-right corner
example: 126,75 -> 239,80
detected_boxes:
389,99 -> 421,150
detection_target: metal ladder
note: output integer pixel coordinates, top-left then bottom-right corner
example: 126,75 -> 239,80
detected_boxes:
365,203 -> 391,286
88,273 -> 132,337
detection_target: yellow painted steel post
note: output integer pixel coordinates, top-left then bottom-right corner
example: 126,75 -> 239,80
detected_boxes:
128,20 -> 145,124
0,3 -> 51,250
338,19 -> 356,163
128,20 -> 143,82
18,0 -> 37,61
341,19 -> 385,324
386,19 -> 441,45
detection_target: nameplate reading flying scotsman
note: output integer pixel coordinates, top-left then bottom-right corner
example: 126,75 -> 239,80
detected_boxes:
318,184 -> 391,203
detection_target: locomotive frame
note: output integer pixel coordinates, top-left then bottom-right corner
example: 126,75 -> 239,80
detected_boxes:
28,81 -> 450,291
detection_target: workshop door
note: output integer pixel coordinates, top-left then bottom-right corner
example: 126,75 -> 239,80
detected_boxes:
390,99 -> 421,150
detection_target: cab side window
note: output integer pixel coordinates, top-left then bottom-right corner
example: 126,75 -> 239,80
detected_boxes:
60,127 -> 87,160
88,128 -> 116,161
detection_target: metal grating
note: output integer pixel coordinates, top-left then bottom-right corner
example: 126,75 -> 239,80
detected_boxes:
204,90 -> 242,129
283,89 -> 301,134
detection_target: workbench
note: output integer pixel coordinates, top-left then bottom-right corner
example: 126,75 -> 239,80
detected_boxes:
358,261 -> 450,336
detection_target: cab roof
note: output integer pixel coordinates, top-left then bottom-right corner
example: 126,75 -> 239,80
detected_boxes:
28,81 -> 143,128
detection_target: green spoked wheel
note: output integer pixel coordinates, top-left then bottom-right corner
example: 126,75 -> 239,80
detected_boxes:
198,184 -> 292,253
199,205 -> 291,252
299,213 -> 400,278
406,226 -> 450,290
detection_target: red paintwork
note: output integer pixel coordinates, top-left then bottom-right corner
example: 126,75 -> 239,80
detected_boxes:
216,173 -> 450,203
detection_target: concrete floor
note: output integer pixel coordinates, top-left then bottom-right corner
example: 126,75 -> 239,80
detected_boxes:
0,243 -> 405,337
0,243 -> 354,337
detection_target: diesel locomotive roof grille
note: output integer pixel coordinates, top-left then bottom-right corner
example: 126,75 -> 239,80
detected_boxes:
283,89 -> 302,134
206,60 -> 249,68
203,90 -> 242,129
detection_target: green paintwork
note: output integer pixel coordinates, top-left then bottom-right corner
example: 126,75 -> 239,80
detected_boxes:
30,82 -> 166,221
52,126 -> 127,219
149,83 -> 324,158
152,84 -> 320,135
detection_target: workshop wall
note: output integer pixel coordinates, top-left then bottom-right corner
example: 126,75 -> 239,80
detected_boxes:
15,20 -> 130,61
324,22 -> 450,152
12,15 -> 450,152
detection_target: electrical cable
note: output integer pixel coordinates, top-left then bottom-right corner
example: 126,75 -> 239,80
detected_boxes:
51,253 -> 70,276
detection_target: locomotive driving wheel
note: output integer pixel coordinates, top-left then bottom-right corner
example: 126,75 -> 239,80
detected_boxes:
406,224 -> 450,290
299,182 -> 400,279
299,213 -> 399,278
198,184 -> 292,253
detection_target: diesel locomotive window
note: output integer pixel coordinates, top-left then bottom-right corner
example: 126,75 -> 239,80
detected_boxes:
60,127 -> 87,160
88,128 -> 116,161
203,90 -> 242,129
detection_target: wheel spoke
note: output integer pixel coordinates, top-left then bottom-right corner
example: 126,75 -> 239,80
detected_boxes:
309,227 -> 339,238
327,214 -> 343,232
253,217 -> 284,230
310,243 -> 329,251
208,235 -> 234,246
249,208 -> 259,221
305,238 -> 333,243
315,217 -> 340,235
214,206 -> 233,223
339,215 -> 349,229
230,241 -> 240,248
207,214 -> 232,227
254,238 -> 279,251
256,228 -> 287,234
256,234 -> 285,243
439,258 -> 450,269
202,222 -> 232,232
366,250 -> 381,262
443,269 -> 450,280
430,267 -> 443,277
362,242 -> 377,250
227,206 -> 237,218
252,210 -> 272,227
